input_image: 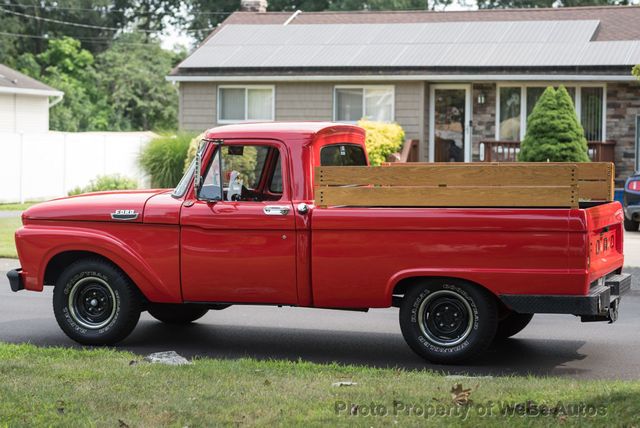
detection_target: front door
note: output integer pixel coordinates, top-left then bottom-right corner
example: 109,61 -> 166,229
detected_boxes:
180,141 -> 298,304
429,84 -> 472,162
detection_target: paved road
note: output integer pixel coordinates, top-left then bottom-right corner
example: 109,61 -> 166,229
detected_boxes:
1,259 -> 639,380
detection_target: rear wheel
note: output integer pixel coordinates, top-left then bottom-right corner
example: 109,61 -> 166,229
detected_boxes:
494,312 -> 533,341
148,304 -> 209,324
624,217 -> 639,232
53,259 -> 141,345
399,279 -> 497,364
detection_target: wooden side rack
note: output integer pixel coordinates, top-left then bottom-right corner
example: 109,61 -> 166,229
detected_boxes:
314,162 -> 614,208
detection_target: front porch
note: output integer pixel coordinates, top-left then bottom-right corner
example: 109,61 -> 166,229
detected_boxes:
480,140 -> 617,163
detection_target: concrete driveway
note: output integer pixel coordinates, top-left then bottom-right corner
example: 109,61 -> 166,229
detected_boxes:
1,230 -> 639,380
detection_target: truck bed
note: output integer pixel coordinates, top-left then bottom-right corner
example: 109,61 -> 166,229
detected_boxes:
309,201 -> 624,309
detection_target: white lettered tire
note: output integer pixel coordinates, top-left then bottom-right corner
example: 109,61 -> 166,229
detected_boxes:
53,259 -> 141,345
399,279 -> 497,364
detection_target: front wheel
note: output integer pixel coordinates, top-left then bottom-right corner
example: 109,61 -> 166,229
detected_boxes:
399,279 -> 497,364
148,304 -> 209,324
53,259 -> 141,345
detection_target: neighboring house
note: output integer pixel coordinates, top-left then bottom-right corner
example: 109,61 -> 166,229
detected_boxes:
0,64 -> 63,133
168,3 -> 640,181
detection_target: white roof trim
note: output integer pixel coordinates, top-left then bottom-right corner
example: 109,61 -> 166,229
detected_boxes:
167,74 -> 638,83
0,86 -> 64,97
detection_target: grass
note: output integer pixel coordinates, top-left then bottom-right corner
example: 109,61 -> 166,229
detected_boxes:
0,217 -> 20,258
0,343 -> 638,427
0,202 -> 37,211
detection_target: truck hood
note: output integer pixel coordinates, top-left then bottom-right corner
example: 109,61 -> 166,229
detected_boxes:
23,190 -> 169,223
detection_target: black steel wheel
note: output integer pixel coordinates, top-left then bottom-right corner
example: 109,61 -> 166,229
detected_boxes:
399,279 -> 497,364
53,258 -> 141,345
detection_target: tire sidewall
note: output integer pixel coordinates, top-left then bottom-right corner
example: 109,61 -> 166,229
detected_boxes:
53,261 -> 138,345
400,280 -> 496,364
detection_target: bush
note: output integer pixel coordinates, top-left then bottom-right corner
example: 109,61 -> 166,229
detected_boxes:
139,132 -> 195,188
68,175 -> 138,196
357,120 -> 405,166
518,86 -> 590,162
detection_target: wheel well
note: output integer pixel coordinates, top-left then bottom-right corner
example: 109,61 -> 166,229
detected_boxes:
391,276 -> 501,307
44,251 -> 119,286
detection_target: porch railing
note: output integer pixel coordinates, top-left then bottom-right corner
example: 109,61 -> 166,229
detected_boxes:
387,139 -> 420,163
481,140 -> 616,163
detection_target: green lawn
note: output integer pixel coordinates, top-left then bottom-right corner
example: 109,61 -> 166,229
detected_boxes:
0,202 -> 37,211
0,343 -> 638,427
0,217 -> 21,258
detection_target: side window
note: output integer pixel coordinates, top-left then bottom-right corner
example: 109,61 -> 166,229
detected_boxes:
269,154 -> 283,194
200,144 -> 282,202
320,144 -> 367,166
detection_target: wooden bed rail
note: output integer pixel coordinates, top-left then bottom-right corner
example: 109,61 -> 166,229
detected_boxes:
315,162 -> 614,208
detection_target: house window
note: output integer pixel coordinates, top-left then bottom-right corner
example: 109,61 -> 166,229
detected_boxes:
496,84 -> 605,142
334,86 -> 394,122
498,87 -> 521,141
580,87 -> 604,141
218,86 -> 274,123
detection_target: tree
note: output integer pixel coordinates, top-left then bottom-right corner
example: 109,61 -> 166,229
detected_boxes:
112,0 -> 185,38
15,37 -> 108,131
633,64 -> 640,80
14,34 -> 182,132
477,0 -> 629,8
187,0 -> 452,41
518,86 -> 590,162
0,1 -> 126,56
94,32 -> 185,131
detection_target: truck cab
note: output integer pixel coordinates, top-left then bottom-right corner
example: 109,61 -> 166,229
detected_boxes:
7,122 -> 631,364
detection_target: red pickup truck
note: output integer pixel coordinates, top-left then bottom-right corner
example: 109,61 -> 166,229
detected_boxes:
7,122 -> 630,364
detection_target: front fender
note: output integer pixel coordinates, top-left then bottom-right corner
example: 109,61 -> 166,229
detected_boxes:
15,222 -> 181,303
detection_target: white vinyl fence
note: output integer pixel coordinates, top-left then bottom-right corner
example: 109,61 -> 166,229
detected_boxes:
0,131 -> 155,203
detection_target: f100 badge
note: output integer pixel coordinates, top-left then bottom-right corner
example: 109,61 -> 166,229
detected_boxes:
111,209 -> 139,221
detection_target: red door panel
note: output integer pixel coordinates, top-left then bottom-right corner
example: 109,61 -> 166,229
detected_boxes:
181,201 -> 298,304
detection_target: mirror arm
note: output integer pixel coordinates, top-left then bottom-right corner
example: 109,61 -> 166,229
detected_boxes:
194,138 -> 223,202
216,139 -> 224,201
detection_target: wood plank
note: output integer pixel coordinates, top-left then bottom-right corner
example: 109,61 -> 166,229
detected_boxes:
316,186 -> 578,208
533,162 -> 613,181
383,162 -> 613,181
380,161 -> 614,201
316,164 -> 577,187
578,180 -> 614,201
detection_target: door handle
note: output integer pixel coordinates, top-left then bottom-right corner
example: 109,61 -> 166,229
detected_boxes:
263,205 -> 290,216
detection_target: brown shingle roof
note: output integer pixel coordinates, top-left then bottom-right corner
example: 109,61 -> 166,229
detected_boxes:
222,5 -> 640,42
0,64 -> 61,94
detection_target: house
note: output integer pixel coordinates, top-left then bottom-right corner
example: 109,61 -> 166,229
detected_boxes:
168,2 -> 640,181
0,64 -> 63,133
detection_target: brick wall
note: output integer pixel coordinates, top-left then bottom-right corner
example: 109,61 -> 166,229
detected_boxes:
472,83 -> 496,162
607,82 -> 640,181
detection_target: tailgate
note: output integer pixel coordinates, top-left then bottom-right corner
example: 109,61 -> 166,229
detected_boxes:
585,201 -> 625,283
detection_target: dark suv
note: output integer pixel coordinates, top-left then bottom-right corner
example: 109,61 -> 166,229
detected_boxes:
624,172 -> 640,232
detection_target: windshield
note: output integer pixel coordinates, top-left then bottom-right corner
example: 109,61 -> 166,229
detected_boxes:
172,158 -> 195,198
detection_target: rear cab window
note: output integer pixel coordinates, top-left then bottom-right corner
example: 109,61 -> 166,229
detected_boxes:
320,144 -> 367,166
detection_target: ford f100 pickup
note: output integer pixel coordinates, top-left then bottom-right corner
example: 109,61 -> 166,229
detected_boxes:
7,122 -> 631,364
